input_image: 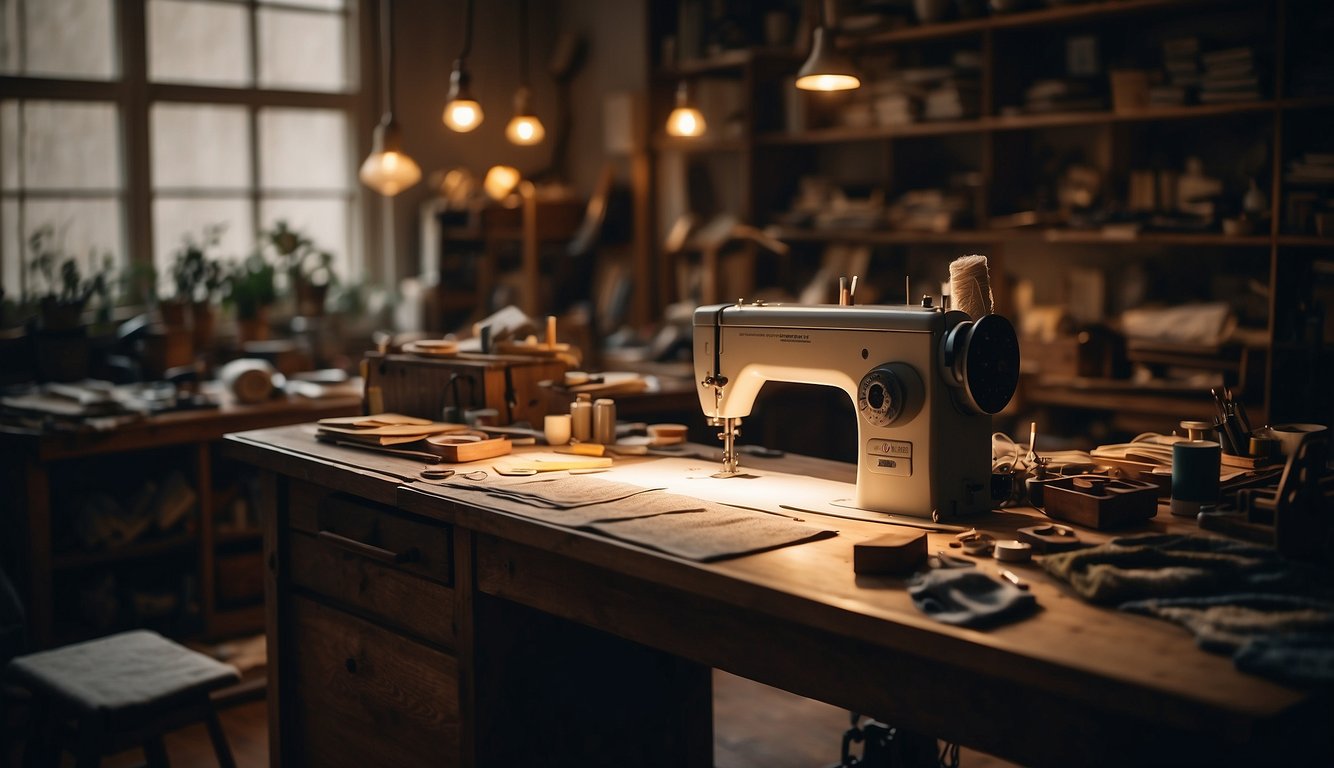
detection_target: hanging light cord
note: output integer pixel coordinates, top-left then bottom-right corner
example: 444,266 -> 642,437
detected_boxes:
518,0 -> 530,88
459,0 -> 475,61
379,0 -> 394,115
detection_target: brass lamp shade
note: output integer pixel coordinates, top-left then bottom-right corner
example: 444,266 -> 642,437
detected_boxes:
795,26 -> 860,91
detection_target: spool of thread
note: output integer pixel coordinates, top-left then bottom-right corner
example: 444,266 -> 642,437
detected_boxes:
218,358 -> 275,404
993,540 -> 1032,563
570,395 -> 593,442
593,398 -> 617,445
1170,440 -> 1220,517
948,254 -> 993,319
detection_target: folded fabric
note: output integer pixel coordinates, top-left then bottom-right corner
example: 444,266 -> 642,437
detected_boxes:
907,569 -> 1038,628
1122,594 -> 1334,685
1044,534 -> 1334,685
1041,534 -> 1307,605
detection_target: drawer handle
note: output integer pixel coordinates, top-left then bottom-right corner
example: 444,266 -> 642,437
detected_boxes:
317,531 -> 420,564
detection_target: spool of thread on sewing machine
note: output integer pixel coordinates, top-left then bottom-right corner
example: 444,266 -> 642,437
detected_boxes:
1170,440 -> 1220,517
949,254 -> 993,319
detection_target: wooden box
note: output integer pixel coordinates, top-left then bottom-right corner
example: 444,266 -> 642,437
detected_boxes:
1043,476 -> 1158,530
364,351 -> 567,427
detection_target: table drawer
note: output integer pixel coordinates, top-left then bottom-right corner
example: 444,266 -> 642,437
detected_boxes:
288,480 -> 452,586
287,594 -> 460,767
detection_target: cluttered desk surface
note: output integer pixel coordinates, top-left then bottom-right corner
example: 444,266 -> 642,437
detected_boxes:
227,422 -> 1330,767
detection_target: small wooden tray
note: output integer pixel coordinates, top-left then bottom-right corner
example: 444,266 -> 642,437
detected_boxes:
424,433 -> 512,463
1043,475 -> 1158,530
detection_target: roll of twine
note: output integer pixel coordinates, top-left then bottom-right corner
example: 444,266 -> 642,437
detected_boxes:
949,254 -> 993,319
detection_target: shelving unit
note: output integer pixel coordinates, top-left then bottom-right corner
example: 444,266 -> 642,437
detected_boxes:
0,394 -> 360,648
645,0 -> 1333,437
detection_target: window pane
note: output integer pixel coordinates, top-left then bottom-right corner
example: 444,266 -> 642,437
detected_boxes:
260,198 -> 350,282
1,101 -> 17,190
0,0 -> 17,74
152,104 -> 251,190
258,8 -> 347,93
258,108 -> 348,191
153,197 -> 253,290
15,101 -> 120,190
10,198 -> 125,290
24,0 -> 116,79
148,0 -> 250,87
259,0 -> 344,9
2,199 -> 18,293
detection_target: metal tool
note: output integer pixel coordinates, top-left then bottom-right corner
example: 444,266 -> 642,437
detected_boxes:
692,301 -> 1019,520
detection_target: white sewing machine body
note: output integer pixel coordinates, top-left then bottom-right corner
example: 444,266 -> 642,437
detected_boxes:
693,302 -> 1019,520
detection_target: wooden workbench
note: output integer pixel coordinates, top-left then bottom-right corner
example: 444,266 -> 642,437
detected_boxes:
225,424 -> 1330,767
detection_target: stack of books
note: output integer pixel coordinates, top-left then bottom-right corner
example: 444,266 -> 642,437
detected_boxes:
1285,152 -> 1334,187
1023,79 -> 1105,114
1199,46 -> 1261,103
1155,37 -> 1201,106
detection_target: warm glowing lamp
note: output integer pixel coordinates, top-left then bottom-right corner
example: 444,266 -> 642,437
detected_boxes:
483,165 -> 521,201
443,0 -> 484,132
360,119 -> 421,196
359,0 -> 420,196
665,82 -> 706,138
505,0 -> 546,146
505,87 -> 546,145
795,2 -> 861,92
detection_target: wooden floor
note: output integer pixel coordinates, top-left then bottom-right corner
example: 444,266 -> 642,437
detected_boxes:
11,671 -> 1016,767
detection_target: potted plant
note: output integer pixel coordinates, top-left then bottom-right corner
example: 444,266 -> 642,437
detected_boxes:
24,224 -> 115,381
262,220 -> 337,316
169,224 -> 227,349
225,254 -> 277,343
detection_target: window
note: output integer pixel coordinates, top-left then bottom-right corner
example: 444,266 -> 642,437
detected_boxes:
1,0 -> 361,301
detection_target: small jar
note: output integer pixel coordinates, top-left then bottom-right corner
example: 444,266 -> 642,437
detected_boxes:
593,398 -> 616,445
570,394 -> 593,442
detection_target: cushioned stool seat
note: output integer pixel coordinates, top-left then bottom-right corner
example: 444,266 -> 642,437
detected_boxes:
4,630 -> 240,767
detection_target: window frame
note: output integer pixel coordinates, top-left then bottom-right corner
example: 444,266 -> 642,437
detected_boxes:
0,0 -> 377,299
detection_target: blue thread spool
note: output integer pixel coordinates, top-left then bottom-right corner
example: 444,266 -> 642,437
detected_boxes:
1171,440 -> 1220,517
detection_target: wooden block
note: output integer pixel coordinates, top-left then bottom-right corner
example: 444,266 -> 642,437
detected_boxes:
853,530 -> 927,575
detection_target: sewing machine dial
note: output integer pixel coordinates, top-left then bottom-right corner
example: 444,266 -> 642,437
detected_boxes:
943,314 -> 1020,415
858,366 -> 909,427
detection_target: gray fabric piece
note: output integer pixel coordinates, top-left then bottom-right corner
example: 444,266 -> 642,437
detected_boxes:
907,569 -> 1038,628
5,630 -> 240,729
585,506 -> 837,562
536,492 -> 708,526
1121,594 -> 1334,684
1040,534 -> 1306,605
1043,535 -> 1334,685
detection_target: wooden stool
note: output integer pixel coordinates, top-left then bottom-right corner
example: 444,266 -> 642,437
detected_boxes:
3,630 -> 240,767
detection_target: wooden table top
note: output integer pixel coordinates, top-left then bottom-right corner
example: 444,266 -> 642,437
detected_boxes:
226,424 -> 1329,766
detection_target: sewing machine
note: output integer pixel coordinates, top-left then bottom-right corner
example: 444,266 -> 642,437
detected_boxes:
694,302 -> 1019,520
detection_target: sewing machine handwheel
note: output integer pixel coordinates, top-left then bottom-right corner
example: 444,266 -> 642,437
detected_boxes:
957,314 -> 1020,415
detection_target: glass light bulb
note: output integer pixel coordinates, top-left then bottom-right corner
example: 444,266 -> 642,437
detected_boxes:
360,149 -> 422,197
505,114 -> 546,145
666,106 -> 706,138
483,165 -> 521,201
795,73 -> 861,92
666,107 -> 705,137
443,99 -> 484,132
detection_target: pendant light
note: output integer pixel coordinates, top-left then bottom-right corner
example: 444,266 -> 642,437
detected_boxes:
443,0 -> 484,132
796,0 -> 861,92
665,82 -> 706,138
505,0 -> 545,145
359,0 -> 421,196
